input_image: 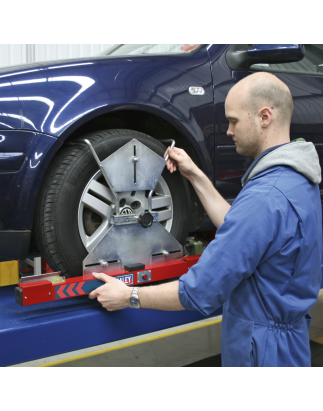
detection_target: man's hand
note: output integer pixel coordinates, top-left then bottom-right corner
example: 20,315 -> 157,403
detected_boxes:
164,146 -> 199,180
89,272 -> 132,311
164,145 -> 231,228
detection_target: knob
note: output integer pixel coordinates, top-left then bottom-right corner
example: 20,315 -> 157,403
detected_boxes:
138,212 -> 154,228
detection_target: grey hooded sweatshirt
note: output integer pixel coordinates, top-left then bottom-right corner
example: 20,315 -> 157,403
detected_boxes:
241,141 -> 322,187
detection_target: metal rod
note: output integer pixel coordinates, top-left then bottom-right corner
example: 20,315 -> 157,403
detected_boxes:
20,271 -> 62,284
164,139 -> 175,163
134,145 -> 136,184
148,190 -> 153,213
148,140 -> 176,212
83,139 -> 120,215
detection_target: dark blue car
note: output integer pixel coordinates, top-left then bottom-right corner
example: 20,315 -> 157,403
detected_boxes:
0,44 -> 322,277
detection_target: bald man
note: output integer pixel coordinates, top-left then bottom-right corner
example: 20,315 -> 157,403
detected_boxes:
89,72 -> 322,367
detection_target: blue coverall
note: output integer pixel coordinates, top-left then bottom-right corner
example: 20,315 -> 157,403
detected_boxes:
179,164 -> 322,366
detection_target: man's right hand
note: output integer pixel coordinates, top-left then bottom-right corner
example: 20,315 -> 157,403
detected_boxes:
164,146 -> 198,180
165,145 -> 231,228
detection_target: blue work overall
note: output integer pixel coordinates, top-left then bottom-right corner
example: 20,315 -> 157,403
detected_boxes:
179,165 -> 322,367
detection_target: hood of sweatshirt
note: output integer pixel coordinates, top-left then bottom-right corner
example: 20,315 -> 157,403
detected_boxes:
242,141 -> 322,187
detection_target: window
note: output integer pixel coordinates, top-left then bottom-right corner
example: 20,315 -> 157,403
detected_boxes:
99,44 -> 205,57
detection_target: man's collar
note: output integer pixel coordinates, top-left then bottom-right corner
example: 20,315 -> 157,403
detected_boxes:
241,143 -> 290,186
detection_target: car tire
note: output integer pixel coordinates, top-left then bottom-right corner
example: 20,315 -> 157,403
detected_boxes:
34,129 -> 191,278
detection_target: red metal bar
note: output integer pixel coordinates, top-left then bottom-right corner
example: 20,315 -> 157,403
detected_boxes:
15,255 -> 200,306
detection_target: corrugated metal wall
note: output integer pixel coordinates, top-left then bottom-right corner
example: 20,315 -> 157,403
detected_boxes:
0,45 -> 27,67
0,44 -> 113,68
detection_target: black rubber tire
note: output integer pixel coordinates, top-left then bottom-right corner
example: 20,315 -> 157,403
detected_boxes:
34,129 -> 191,278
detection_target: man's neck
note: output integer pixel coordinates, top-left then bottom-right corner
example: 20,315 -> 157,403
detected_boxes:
256,133 -> 290,159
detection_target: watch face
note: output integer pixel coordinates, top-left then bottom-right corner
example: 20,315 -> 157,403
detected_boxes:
130,297 -> 138,307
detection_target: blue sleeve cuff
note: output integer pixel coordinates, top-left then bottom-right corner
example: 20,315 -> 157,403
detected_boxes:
179,274 -> 209,315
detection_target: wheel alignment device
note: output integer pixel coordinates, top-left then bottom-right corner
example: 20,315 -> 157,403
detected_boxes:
16,139 -> 200,306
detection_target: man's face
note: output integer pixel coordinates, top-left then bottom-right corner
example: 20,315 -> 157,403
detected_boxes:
225,89 -> 262,159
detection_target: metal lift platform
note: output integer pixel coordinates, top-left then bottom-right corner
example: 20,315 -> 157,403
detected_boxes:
0,283 -> 221,367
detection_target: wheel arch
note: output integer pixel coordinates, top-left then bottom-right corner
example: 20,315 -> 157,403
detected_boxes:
62,107 -> 206,233
61,106 -> 204,171
31,107 -> 206,253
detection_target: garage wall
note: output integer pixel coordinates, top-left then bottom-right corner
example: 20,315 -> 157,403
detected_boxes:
0,45 -> 27,67
0,44 -> 113,68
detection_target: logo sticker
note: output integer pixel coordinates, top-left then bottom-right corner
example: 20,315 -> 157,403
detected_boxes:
115,273 -> 134,285
120,206 -> 134,215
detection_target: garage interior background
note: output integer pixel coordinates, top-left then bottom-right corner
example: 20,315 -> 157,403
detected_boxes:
0,44 -> 113,67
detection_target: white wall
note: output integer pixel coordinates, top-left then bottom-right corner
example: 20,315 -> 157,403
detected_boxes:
0,44 -> 113,68
0,44 -> 27,67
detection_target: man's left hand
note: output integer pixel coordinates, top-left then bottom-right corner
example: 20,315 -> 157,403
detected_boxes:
89,272 -> 132,311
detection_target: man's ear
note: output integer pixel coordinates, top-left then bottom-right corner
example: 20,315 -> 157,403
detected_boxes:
259,107 -> 272,128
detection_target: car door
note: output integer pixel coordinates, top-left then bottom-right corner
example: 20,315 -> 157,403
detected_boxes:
208,44 -> 323,202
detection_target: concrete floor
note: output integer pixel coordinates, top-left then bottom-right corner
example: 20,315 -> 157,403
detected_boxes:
11,290 -> 323,367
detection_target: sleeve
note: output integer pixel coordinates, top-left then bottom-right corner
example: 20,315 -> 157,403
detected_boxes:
178,191 -> 286,316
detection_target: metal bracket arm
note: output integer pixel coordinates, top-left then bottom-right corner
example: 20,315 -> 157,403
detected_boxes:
83,139 -> 120,215
148,139 -> 175,212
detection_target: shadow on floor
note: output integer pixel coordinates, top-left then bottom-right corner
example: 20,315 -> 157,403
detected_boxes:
185,340 -> 323,367
310,341 -> 323,367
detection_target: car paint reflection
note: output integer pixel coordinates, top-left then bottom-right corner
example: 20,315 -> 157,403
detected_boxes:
0,69 -> 41,79
0,75 -> 96,133
29,151 -> 43,169
48,76 -> 95,133
0,112 -> 36,129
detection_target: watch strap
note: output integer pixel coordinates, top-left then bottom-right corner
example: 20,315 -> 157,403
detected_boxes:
130,286 -> 141,309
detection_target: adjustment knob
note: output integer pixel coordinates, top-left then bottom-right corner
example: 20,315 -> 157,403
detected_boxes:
138,212 -> 154,228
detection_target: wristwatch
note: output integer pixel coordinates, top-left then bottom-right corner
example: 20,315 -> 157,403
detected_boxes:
130,287 -> 141,309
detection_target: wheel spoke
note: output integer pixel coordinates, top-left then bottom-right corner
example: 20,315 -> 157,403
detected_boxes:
158,209 -> 172,222
79,170 -> 173,252
88,180 -> 115,204
82,192 -> 113,218
151,194 -> 171,209
85,221 -> 110,252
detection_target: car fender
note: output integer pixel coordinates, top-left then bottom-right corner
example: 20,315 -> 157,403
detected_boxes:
0,50 -> 215,177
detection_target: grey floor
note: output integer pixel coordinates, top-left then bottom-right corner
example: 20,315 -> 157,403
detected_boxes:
11,290 -> 323,367
11,315 -> 223,367
308,290 -> 323,367
308,290 -> 323,342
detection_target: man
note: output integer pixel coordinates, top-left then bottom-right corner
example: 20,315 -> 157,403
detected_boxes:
89,72 -> 322,367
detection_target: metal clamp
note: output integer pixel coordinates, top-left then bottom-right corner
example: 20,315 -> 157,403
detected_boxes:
83,139 -> 120,215
111,212 -> 158,226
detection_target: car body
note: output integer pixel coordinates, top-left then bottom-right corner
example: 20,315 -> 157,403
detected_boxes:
1,44 -> 322,263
